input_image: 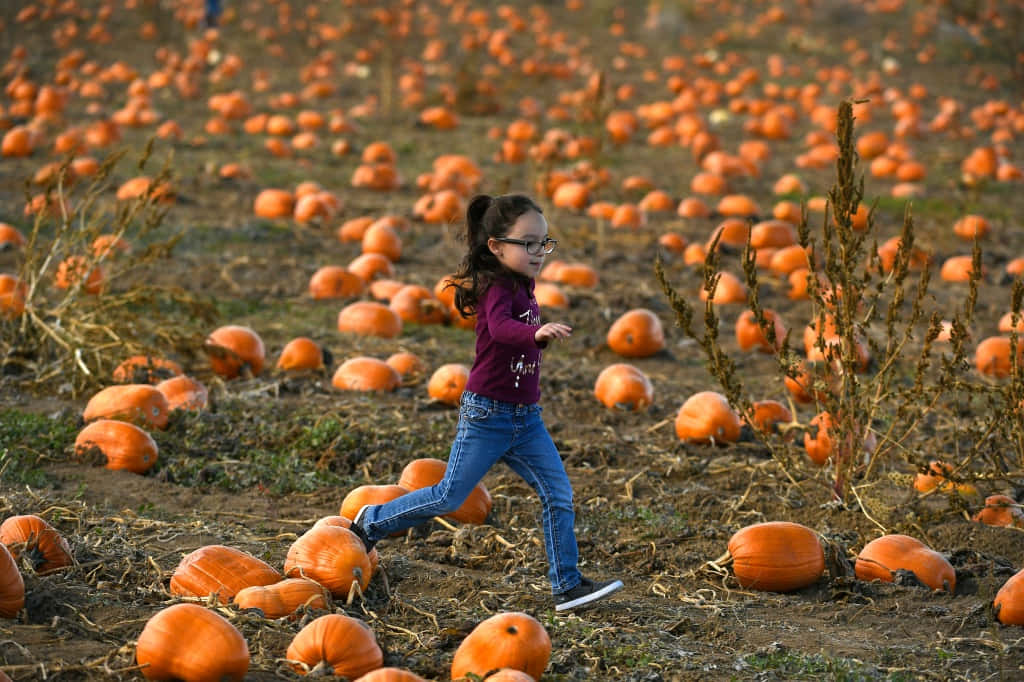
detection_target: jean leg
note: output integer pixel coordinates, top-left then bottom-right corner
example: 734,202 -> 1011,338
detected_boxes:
361,412 -> 509,541
503,410 -> 581,594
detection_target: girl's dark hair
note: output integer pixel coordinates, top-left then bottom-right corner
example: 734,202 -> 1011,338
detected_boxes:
448,193 -> 542,318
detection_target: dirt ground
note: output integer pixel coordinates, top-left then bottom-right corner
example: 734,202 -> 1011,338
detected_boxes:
2,0 -> 1024,680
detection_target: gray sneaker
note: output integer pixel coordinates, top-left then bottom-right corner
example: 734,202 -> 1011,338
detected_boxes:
554,577 -> 624,612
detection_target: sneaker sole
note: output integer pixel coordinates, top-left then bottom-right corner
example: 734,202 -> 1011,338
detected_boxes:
555,579 -> 624,612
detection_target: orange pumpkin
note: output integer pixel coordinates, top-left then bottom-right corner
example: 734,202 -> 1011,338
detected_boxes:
699,271 -> 747,304
0,223 -> 27,248
55,255 -> 105,294
994,568 -> 1024,625
332,357 -> 401,392
112,355 -> 183,384
253,188 -> 295,218
450,612 -> 551,681
975,336 -> 1023,378
286,614 -> 383,677
855,534 -> 955,592
0,543 -> 25,619
606,309 -> 665,358
136,603 -> 249,681
309,265 -> 365,300
972,494 -> 1024,528
744,400 -> 793,435
675,391 -> 742,444
953,214 -> 990,240
205,325 -> 265,379
361,222 -> 402,262
170,545 -> 281,601
353,668 -> 427,682
337,302 -> 402,338
0,274 -> 28,317
385,351 -> 426,380
268,337 -> 323,372
398,458 -> 492,525
534,282 -> 569,309
83,384 -> 170,430
348,253 -> 396,282
339,484 -> 410,524
233,578 -> 329,619
734,309 -> 786,352
427,363 -> 470,405
0,514 -> 73,574
482,670 -> 535,682
593,363 -> 653,411
727,521 -> 825,592
284,525 -> 372,596
390,285 -> 448,325
74,419 -> 158,474
337,216 -> 376,242
913,460 -> 977,497
155,375 -> 208,411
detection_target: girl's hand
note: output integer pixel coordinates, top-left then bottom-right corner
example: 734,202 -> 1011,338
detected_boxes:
535,322 -> 572,343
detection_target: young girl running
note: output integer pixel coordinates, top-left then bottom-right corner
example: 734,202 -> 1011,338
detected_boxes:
351,193 -> 623,612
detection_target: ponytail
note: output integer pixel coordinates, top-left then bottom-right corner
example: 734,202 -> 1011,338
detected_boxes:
447,193 -> 542,318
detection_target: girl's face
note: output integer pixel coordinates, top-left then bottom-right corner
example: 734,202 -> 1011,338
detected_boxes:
488,210 -> 551,279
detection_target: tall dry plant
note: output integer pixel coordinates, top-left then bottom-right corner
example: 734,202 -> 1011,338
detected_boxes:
0,146 -> 216,397
657,99 -> 1023,504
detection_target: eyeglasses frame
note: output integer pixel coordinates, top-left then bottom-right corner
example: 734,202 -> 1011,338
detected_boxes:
493,237 -> 558,255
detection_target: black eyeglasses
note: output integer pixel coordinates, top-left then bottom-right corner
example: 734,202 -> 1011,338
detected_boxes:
494,237 -> 558,255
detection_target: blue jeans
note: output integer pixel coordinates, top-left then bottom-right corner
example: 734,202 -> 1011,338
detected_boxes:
360,390 -> 582,594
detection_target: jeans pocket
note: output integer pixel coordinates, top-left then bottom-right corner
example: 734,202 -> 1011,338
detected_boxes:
461,403 -> 491,421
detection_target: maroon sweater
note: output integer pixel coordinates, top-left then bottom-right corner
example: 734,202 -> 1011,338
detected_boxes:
464,276 -> 547,404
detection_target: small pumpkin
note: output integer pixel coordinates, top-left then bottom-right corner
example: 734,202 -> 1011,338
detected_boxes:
205,325 -> 265,379
593,363 -> 653,411
855,534 -> 955,592
332,357 -> 401,392
606,309 -> 665,358
386,351 -> 426,380
361,221 -> 402,262
390,285 -> 448,325
0,274 -> 28,317
277,337 -> 327,371
284,525 -> 372,596
74,419 -> 158,474
699,271 -> 747,304
0,514 -> 73,574
398,458 -> 492,525
427,363 -> 470,406
734,309 -> 786,353
155,375 -> 208,411
727,521 -> 825,592
309,265 -> 365,299
913,460 -> 977,497
744,400 -> 793,435
675,391 -> 742,444
83,384 -> 170,430
170,545 -> 281,602
312,516 -> 381,574
975,336 -> 1023,378
803,411 -> 835,466
0,543 -> 25,618
233,578 -> 329,619
55,255 -> 105,294
994,567 -> 1024,626
136,603 -> 249,681
337,301 -> 403,338
450,612 -> 551,681
973,494 -> 1024,528
111,355 -> 183,384
483,671 -> 536,682
253,188 -> 295,218
286,614 -> 383,677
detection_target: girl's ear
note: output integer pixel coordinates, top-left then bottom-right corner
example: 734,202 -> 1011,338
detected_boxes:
486,237 -> 502,258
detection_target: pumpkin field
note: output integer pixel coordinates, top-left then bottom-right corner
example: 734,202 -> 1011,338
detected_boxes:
4,0 -> 1024,679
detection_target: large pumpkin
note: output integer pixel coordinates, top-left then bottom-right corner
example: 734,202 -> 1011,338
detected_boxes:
606,309 -> 665,358
82,384 -> 169,430
169,545 -> 281,601
994,567 -> 1024,626
136,603 -> 249,681
286,613 -> 383,677
450,612 -> 551,681
284,525 -> 372,596
854,534 -> 955,592
337,301 -> 403,338
0,543 -> 25,618
727,521 -> 825,592
74,419 -> 158,474
675,391 -> 742,444
398,458 -> 492,524
332,357 -> 401,392
0,514 -> 73,574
